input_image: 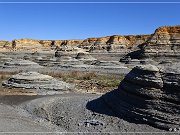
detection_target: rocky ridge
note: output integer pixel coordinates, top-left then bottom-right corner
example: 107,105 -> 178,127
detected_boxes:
0,34 -> 151,52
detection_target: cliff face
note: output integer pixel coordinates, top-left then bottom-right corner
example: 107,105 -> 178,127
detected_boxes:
146,26 -> 180,46
142,26 -> 180,59
0,40 -> 11,47
79,35 -> 150,52
1,25 -> 179,53
0,34 -> 150,52
9,39 -> 83,51
121,26 -> 180,62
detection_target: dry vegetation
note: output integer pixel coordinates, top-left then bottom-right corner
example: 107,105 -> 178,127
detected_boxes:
46,71 -> 124,93
0,71 -> 124,95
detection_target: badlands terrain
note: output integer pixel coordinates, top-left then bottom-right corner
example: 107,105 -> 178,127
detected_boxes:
0,26 -> 179,134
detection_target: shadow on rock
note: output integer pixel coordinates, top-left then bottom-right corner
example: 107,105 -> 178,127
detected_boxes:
87,64 -> 180,131
86,89 -> 147,125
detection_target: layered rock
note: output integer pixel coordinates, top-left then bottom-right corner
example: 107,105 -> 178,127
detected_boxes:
93,64 -> 180,130
120,26 -> 180,64
0,40 -> 11,47
75,52 -> 97,61
142,26 -> 180,60
3,59 -> 41,68
79,35 -> 150,52
2,72 -> 74,93
1,34 -> 150,52
7,39 -> 83,51
0,40 -> 12,50
144,26 -> 179,58
125,35 -> 151,48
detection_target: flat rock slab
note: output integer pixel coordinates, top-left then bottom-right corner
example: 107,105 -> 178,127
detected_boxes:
2,72 -> 74,95
3,59 -> 41,68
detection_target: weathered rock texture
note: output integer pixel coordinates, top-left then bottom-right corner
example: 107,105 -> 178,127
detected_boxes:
120,26 -> 180,64
79,35 -> 150,52
0,34 -> 150,52
97,64 -> 180,130
3,72 -> 74,92
9,39 -> 83,51
142,26 -> 180,60
3,59 -> 41,68
0,40 -> 10,46
75,52 -> 97,61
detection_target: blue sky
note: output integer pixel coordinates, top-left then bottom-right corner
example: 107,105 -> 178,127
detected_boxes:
0,0 -> 180,40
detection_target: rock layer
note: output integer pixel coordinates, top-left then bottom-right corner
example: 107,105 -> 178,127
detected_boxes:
2,72 -> 74,93
120,26 -> 180,64
3,59 -> 41,68
99,64 -> 180,130
75,52 -> 97,61
79,35 -> 150,52
0,34 -> 150,52
142,26 -> 180,60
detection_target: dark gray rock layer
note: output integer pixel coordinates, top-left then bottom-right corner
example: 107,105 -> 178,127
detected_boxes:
98,64 -> 180,130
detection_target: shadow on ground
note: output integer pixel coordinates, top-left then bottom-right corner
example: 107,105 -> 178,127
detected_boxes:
86,89 -> 147,125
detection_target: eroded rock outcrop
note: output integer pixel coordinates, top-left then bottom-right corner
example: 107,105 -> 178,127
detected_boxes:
79,35 -> 150,52
75,52 -> 97,61
1,34 -> 150,52
3,59 -> 41,68
2,72 -> 74,94
120,26 -> 180,64
142,26 -> 180,60
88,64 -> 180,130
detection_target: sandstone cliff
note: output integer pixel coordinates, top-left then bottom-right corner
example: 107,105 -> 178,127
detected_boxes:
9,39 -> 83,51
0,40 -> 11,47
121,26 -> 180,62
1,34 -> 150,52
79,35 -> 150,52
142,26 -> 180,60
1,25 -> 179,53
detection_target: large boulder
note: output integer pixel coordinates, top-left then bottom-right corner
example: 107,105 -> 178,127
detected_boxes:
88,64 -> 180,130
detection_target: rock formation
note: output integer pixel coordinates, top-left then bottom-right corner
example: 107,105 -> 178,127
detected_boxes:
7,39 -> 83,51
79,35 -> 150,52
3,59 -> 41,68
141,26 -> 180,60
0,40 -> 11,47
75,52 -> 97,61
0,34 -> 150,52
120,26 -> 180,64
2,72 -> 74,93
88,64 -> 180,130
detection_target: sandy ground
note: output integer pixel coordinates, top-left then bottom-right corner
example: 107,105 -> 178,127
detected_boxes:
0,93 -> 177,135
